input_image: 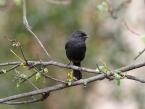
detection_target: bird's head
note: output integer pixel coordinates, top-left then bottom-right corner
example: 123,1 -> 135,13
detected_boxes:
71,30 -> 88,40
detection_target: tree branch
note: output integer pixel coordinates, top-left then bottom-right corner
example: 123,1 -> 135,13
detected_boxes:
22,0 -> 51,59
1,60 -> 145,75
0,60 -> 145,104
126,75 -> 145,83
0,74 -> 105,103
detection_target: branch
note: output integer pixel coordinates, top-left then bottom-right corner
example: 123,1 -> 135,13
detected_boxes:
0,75 -> 105,103
3,92 -> 49,105
0,61 -> 145,74
1,60 -> 145,75
0,60 -> 101,74
126,75 -> 145,83
22,0 -> 51,59
1,60 -> 145,103
0,64 -> 19,74
3,98 -> 42,105
134,48 -> 145,60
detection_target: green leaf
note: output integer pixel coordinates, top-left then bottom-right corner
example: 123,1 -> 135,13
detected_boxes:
1,69 -> 6,74
96,0 -> 109,19
35,73 -> 41,80
20,74 -> 27,79
97,1 -> 108,13
114,72 -> 122,86
20,63 -> 26,68
96,64 -> 110,74
96,66 -> 104,72
44,68 -> 48,73
68,81 -> 72,86
67,70 -> 75,85
97,1 -> 108,12
12,41 -> 20,47
16,83 -> 20,88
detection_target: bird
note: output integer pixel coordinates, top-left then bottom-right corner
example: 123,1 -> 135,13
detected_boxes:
65,30 -> 88,80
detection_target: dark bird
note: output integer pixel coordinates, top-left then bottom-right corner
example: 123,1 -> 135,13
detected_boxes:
65,30 -> 88,80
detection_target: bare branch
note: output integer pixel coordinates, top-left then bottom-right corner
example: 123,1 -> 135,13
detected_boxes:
1,60 -> 145,75
19,72 -> 37,84
0,64 -> 19,74
0,74 -> 105,104
126,75 -> 145,83
0,61 -> 21,66
123,20 -> 141,37
22,0 -> 51,59
0,60 -> 100,74
107,0 -> 132,19
0,59 -> 145,104
3,98 -> 42,105
134,48 -> 145,60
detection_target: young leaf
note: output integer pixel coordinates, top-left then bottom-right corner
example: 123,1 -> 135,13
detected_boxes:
114,72 -> 122,86
16,83 -> 20,88
35,73 -> 41,80
44,68 -> 48,73
97,1 -> 108,12
20,74 -> 27,79
1,69 -> 6,74
67,70 -> 74,86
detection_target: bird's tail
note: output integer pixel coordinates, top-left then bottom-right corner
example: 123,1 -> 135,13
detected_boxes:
73,62 -> 82,80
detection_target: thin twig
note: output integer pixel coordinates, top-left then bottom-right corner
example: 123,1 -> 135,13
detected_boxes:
27,79 -> 39,90
0,62 -> 21,66
134,48 -> 145,60
0,64 -> 20,74
0,74 -> 105,104
126,75 -> 145,83
107,0 -> 132,19
22,0 -> 51,59
0,60 -> 100,74
3,98 -> 42,105
122,20 -> 145,60
20,71 -> 37,84
19,45 -> 27,62
41,72 -> 67,84
1,60 -> 145,75
15,74 -> 39,90
123,20 -> 141,37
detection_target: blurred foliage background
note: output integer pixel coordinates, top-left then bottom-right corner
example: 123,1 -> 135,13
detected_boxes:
0,0 -> 145,109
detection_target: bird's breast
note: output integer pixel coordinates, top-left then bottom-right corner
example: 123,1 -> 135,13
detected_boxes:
65,40 -> 86,61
